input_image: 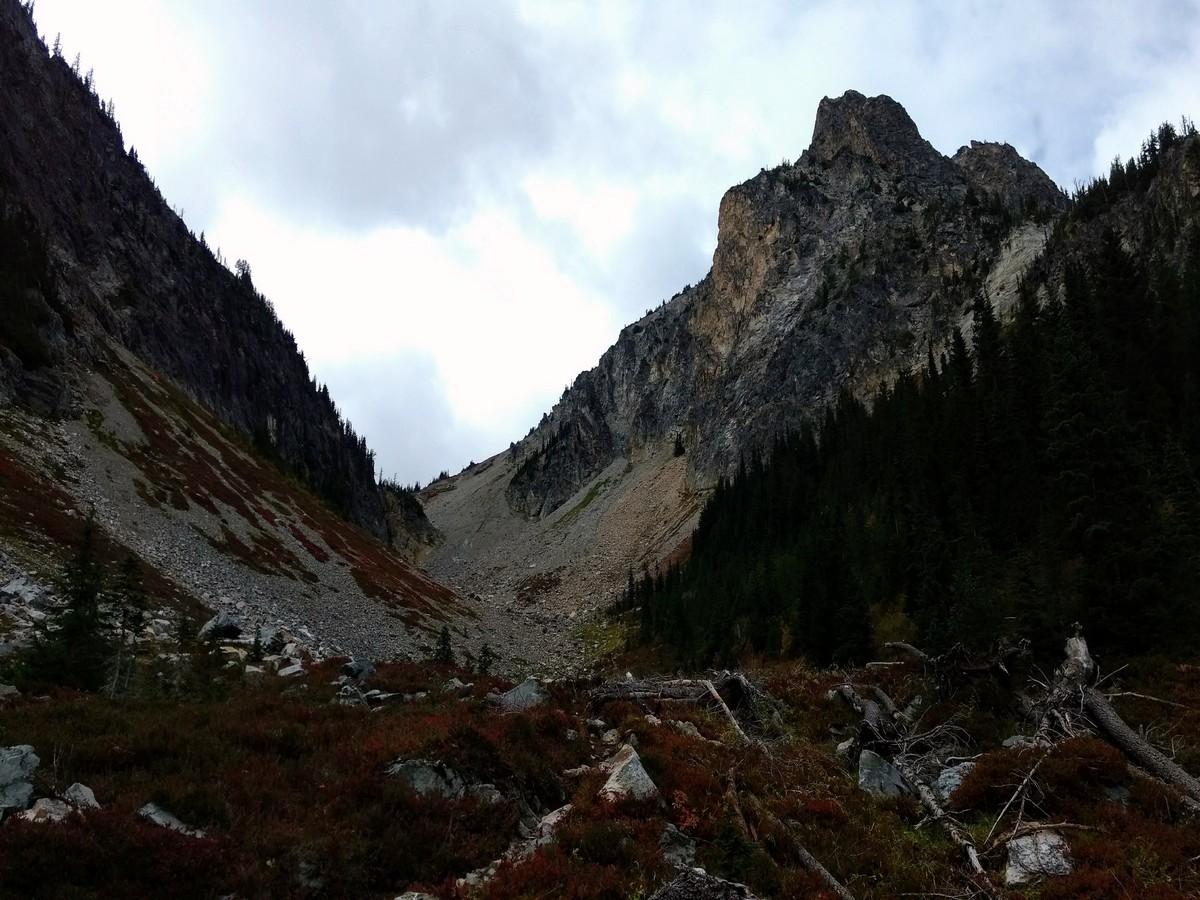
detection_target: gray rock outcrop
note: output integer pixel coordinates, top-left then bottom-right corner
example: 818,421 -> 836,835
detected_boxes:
498,90 -> 1069,520
0,744 -> 38,816
387,759 -> 466,799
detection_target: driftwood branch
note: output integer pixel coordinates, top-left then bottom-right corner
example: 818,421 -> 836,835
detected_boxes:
591,673 -> 763,745
703,679 -> 750,744
740,785 -> 856,900
896,758 -> 991,885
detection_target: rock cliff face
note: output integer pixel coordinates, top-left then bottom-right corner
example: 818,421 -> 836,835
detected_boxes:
0,0 -> 386,539
421,92 -> 1068,664
503,90 -> 1067,519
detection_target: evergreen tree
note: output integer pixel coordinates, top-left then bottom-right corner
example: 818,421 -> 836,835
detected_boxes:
34,513 -> 111,690
433,625 -> 455,666
105,554 -> 148,697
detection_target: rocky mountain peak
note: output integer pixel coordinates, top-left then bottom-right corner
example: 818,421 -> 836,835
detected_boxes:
807,90 -> 946,179
952,139 -> 1067,213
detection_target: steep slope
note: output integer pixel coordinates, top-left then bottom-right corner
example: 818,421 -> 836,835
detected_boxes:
0,0 -> 384,537
0,0 -> 465,663
423,91 -> 1066,650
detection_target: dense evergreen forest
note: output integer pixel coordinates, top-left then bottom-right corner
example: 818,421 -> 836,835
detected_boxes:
622,123 -> 1200,668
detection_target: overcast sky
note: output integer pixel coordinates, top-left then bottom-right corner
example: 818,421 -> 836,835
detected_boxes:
31,0 -> 1200,485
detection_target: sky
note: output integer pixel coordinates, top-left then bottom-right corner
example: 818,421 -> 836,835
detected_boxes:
30,0 -> 1200,486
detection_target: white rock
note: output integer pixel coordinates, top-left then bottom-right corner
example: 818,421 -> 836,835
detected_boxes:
138,802 -> 206,838
19,798 -> 71,824
599,745 -> 660,802
1006,830 -> 1072,884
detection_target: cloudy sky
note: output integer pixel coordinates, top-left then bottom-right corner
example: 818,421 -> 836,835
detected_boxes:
31,0 -> 1200,485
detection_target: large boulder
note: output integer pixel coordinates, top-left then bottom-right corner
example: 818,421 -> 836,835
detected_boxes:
497,677 -> 549,711
0,744 -> 38,815
63,782 -> 99,810
1006,829 -> 1072,885
387,759 -> 466,799
198,610 -> 241,642
599,745 -> 660,802
858,749 -> 907,797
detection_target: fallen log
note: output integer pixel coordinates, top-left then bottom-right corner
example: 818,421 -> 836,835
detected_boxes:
1083,686 -> 1200,803
1035,628 -> 1200,805
591,673 -> 762,744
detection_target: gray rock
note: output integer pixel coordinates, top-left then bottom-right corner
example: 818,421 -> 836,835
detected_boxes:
1005,829 -> 1073,885
858,748 -> 907,797
1,576 -> 40,605
497,677 -> 549,711
63,782 -> 99,809
0,744 -> 39,814
387,759 -> 466,799
660,823 -> 697,867
138,802 -> 206,838
340,657 -> 374,680
468,783 -> 504,805
0,780 -> 33,815
599,745 -> 660,802
258,624 -> 288,653
1104,784 -> 1131,805
19,797 -> 71,823
1002,734 -> 1037,749
334,685 -> 368,708
277,663 -> 304,678
0,683 -> 19,698
668,720 -> 704,742
537,803 -> 573,845
197,610 -> 240,642
935,760 -> 976,803
649,867 -> 760,899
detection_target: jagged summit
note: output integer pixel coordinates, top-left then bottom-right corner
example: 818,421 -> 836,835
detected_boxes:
807,90 -> 949,181
952,139 -> 1066,213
